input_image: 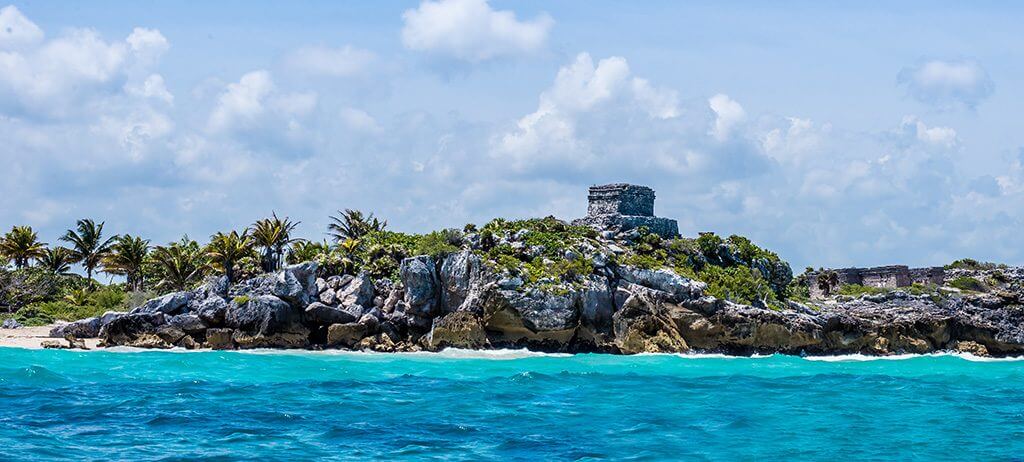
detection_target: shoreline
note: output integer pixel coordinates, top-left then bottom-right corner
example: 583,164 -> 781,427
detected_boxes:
3,326 -> 1022,362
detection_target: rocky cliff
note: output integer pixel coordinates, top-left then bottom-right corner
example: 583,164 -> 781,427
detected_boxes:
50,220 -> 1024,357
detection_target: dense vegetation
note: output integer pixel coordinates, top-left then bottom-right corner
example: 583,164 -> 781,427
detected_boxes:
11,207 -> 1004,327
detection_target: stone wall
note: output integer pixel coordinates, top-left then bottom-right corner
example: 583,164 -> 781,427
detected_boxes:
574,183 -> 678,238
909,267 -> 945,286
808,265 -> 944,299
587,184 -> 655,217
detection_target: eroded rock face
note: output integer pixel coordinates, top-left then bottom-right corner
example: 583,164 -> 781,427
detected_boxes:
484,288 -> 580,346
50,317 -> 101,339
336,273 -> 375,309
100,312 -> 166,347
439,251 -> 490,314
69,247 -> 1024,357
616,266 -> 705,302
304,302 -> 357,325
327,322 -> 368,348
225,295 -> 309,349
428,311 -> 488,350
401,256 -> 440,316
132,292 -> 190,316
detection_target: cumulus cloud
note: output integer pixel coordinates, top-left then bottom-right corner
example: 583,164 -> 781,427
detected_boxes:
898,59 -> 994,110
283,45 -> 375,77
0,19 -> 169,118
401,0 -> 553,62
0,5 -> 43,48
496,53 -> 681,172
708,94 -> 745,141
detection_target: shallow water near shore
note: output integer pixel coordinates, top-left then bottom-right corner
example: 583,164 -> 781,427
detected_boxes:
2,348 -> 1023,461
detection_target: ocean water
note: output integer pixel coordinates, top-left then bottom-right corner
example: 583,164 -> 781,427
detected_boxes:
2,348 -> 1023,461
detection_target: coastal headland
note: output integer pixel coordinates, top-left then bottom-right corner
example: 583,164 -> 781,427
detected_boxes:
3,184 -> 1023,356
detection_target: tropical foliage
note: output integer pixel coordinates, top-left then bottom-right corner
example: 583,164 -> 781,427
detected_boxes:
61,219 -> 117,285
0,226 -> 47,269
205,230 -> 254,283
328,209 -> 386,242
103,235 -> 150,291
251,213 -> 301,272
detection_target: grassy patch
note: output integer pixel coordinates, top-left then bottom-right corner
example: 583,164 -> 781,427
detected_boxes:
948,276 -> 987,292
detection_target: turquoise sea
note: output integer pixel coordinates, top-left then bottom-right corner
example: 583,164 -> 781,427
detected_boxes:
2,347 -> 1023,461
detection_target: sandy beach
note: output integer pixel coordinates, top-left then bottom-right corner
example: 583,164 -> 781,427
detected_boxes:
0,325 -> 100,350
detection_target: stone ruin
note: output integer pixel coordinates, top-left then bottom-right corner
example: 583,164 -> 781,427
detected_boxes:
573,183 -> 679,238
808,265 -> 945,298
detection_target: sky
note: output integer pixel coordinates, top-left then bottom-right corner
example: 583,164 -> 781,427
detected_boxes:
1,0 -> 1023,270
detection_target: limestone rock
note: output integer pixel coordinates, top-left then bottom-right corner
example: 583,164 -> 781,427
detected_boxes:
50,317 -> 101,338
617,266 -> 705,302
100,313 -> 166,347
272,262 -> 319,307
304,302 -> 357,325
327,322 -> 368,348
167,314 -> 208,337
483,288 -> 579,345
225,295 -> 309,348
2,318 -> 22,329
401,256 -> 440,316
428,312 -> 488,349
336,273 -> 375,308
206,328 -> 235,349
132,291 -> 190,315
439,251 -> 489,313
196,297 -> 229,326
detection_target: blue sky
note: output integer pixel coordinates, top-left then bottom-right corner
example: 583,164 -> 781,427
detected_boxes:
2,1 -> 1023,270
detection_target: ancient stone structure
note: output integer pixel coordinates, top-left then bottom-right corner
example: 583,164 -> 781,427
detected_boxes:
573,184 -> 679,238
808,265 -> 945,298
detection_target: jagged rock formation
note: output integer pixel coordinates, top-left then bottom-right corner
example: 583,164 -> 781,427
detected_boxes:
45,184 -> 1024,357
51,247 -> 1024,357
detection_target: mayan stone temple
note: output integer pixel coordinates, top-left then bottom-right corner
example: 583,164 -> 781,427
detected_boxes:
573,183 -> 679,238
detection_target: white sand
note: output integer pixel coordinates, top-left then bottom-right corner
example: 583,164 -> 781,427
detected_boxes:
0,325 -> 100,349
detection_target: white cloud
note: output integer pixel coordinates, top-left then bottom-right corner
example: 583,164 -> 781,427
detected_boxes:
401,0 -> 553,62
0,22 -> 169,118
284,45 -> 375,77
898,59 -> 994,110
208,70 -> 275,132
125,74 -> 174,104
708,93 -> 745,141
0,5 -> 43,48
125,27 -> 169,64
496,53 -> 680,171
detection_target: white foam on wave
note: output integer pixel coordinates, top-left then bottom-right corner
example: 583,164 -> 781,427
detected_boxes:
802,352 -> 1024,362
230,347 -> 571,360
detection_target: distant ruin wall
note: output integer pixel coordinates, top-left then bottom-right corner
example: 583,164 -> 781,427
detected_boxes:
808,265 -> 945,299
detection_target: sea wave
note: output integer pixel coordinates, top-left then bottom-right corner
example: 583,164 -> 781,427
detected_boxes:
801,351 -> 1024,362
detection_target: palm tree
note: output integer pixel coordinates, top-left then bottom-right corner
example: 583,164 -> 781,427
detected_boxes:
0,226 -> 47,269
205,230 -> 254,284
251,213 -> 301,272
817,270 -> 840,297
328,209 -> 386,242
38,247 -> 75,275
103,235 -> 150,291
148,237 -> 206,292
286,239 -> 330,265
61,219 -> 117,286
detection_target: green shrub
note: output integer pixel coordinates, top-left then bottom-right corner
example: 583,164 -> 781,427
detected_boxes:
15,301 -> 109,325
233,295 -> 250,305
948,276 -> 987,292
946,259 -> 1006,270
413,230 -> 462,257
698,265 -> 777,307
837,284 -> 890,297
